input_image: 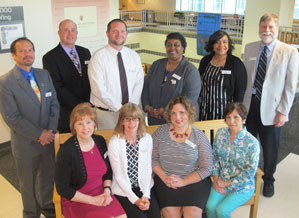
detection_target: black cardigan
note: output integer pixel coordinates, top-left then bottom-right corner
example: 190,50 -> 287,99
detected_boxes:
55,134 -> 112,200
198,54 -> 247,102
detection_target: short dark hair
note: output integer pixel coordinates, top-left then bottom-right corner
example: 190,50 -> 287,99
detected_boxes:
107,19 -> 127,32
164,96 -> 196,124
205,30 -> 234,55
10,37 -> 35,54
224,102 -> 247,121
165,32 -> 187,53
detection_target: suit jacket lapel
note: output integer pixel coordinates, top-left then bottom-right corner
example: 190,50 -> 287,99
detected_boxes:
266,41 -> 281,80
57,44 -> 79,73
13,66 -> 40,105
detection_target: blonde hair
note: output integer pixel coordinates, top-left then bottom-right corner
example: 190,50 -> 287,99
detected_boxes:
69,103 -> 97,135
164,96 -> 196,124
113,103 -> 146,138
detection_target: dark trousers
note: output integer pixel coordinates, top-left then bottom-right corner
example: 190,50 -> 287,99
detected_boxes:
246,96 -> 281,184
115,187 -> 160,218
15,150 -> 55,218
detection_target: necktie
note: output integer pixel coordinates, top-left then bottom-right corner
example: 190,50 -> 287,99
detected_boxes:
70,49 -> 82,76
28,72 -> 41,102
254,45 -> 268,100
117,52 -> 129,105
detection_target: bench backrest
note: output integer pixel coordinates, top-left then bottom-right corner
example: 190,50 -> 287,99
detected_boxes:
54,119 -> 226,158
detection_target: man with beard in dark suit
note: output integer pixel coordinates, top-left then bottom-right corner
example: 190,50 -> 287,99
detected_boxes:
43,19 -> 91,133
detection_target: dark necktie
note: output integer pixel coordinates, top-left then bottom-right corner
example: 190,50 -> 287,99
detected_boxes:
254,45 -> 268,100
117,52 -> 129,105
70,49 -> 82,76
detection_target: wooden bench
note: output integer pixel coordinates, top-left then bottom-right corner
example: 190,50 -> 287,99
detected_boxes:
53,119 -> 263,218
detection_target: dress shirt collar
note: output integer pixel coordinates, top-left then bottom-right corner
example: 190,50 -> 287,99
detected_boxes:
259,39 -> 277,53
225,126 -> 247,141
16,65 -> 34,84
107,44 -> 125,56
60,43 -> 78,56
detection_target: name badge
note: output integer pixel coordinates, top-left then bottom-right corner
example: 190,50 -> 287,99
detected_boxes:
171,79 -> 176,85
45,92 -> 52,97
249,57 -> 256,61
185,139 -> 196,149
85,60 -> 90,65
221,70 -> 231,75
172,74 -> 181,80
104,152 -> 108,158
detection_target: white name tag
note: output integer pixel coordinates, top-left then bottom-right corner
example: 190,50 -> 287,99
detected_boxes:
172,74 -> 181,80
185,139 -> 196,148
249,57 -> 256,61
45,92 -> 52,97
221,70 -> 231,75
85,60 -> 90,65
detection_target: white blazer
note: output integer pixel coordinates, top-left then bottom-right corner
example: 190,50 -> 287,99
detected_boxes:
108,133 -> 154,204
243,40 -> 299,125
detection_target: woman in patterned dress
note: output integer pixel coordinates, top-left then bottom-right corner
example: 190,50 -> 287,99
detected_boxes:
55,103 -> 126,218
206,102 -> 260,218
108,103 -> 160,218
152,96 -> 213,218
198,30 -> 247,121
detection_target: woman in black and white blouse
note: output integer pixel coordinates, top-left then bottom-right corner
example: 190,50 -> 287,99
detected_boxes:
108,103 -> 160,218
198,30 -> 247,121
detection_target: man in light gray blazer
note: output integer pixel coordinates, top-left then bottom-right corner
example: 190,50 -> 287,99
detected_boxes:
0,37 -> 59,218
243,14 -> 299,198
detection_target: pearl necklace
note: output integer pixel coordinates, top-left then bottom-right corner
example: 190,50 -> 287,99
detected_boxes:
170,128 -> 189,138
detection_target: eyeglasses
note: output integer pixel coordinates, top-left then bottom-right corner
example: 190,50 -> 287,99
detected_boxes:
123,117 -> 139,122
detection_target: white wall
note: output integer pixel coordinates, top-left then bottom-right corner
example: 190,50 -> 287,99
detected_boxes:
0,0 -> 55,143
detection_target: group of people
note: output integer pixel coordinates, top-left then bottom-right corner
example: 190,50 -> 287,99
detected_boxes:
0,12 -> 297,218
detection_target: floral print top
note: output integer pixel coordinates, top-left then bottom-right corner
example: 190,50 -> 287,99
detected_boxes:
212,127 -> 260,193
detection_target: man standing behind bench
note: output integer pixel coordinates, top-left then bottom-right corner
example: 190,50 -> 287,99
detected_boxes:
88,19 -> 144,130
0,37 -> 59,218
43,19 -> 91,133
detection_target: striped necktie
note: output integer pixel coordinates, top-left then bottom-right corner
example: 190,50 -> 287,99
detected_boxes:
70,49 -> 82,76
117,52 -> 129,105
254,45 -> 268,100
28,72 -> 41,102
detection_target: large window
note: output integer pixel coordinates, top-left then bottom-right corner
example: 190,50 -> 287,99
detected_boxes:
176,0 -> 246,15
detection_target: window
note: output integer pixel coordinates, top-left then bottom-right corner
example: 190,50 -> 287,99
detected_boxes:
176,0 -> 246,15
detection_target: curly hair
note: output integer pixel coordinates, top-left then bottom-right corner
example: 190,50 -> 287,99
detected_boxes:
164,32 -> 187,53
164,96 -> 196,124
205,30 -> 234,55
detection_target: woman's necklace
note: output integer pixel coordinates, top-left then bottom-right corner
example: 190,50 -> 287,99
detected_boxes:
79,140 -> 94,154
170,127 -> 189,138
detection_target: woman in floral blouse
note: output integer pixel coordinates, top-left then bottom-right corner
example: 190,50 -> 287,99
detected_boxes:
206,102 -> 260,218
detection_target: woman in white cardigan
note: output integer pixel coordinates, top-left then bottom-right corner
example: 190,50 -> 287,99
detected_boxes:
108,103 -> 160,218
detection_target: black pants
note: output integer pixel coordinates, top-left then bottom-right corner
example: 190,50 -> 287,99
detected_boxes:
115,187 -> 160,218
246,96 -> 281,184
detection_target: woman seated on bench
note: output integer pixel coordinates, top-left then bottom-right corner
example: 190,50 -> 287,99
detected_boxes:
152,96 -> 213,218
108,103 -> 160,218
55,103 -> 126,218
206,102 -> 260,218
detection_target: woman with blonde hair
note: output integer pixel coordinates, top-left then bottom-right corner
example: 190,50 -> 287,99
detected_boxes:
108,103 -> 160,218
55,103 -> 126,218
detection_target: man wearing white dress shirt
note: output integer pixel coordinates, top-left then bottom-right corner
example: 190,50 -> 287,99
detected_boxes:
88,18 -> 144,130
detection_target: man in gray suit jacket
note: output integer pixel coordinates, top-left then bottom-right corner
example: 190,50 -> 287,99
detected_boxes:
243,14 -> 299,197
0,37 -> 59,218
